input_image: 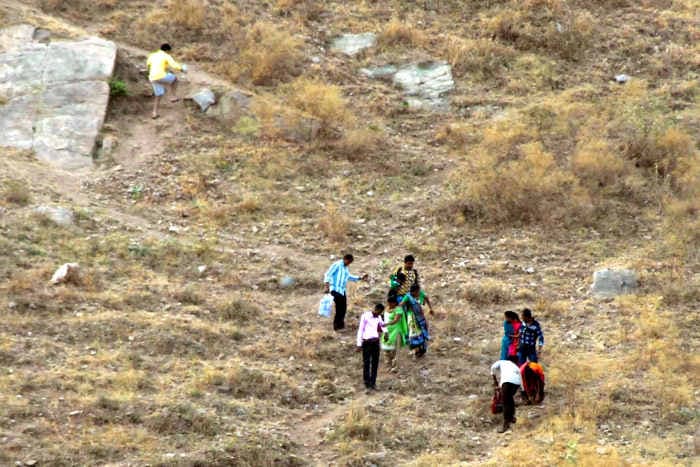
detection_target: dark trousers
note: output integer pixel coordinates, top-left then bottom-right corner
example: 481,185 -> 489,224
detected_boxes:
519,345 -> 538,365
362,339 -> 380,388
502,382 -> 518,425
332,292 -> 347,330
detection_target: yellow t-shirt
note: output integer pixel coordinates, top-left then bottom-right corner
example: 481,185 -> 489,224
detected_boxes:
147,50 -> 182,81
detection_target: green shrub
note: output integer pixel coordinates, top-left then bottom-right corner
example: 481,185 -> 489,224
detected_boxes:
109,78 -> 129,97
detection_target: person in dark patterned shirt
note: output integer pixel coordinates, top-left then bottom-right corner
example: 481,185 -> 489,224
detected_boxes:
518,308 -> 544,364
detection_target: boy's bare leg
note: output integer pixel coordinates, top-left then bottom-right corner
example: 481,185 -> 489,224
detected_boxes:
152,95 -> 161,118
169,79 -> 180,102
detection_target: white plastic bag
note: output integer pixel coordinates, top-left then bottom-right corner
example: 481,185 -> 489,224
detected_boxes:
319,294 -> 333,318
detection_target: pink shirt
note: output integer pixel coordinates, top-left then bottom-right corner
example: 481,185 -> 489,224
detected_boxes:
357,311 -> 385,347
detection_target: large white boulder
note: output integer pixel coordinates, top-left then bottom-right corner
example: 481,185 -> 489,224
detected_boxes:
0,26 -> 116,170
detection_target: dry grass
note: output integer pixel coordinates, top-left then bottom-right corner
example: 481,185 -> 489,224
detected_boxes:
236,22 -> 304,86
333,127 -> 383,160
318,204 -> 351,242
2,1 -> 698,465
462,278 -> 513,305
378,18 -> 425,49
289,79 -> 350,137
2,180 -> 31,206
444,36 -> 516,79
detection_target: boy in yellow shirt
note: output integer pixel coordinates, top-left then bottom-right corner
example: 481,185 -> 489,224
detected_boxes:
146,44 -> 187,119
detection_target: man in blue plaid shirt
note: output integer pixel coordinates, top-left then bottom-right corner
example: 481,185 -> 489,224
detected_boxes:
518,308 -> 544,364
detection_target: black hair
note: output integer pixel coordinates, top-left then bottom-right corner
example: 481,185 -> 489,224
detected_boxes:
387,294 -> 399,305
505,310 -> 520,321
404,254 -> 415,263
410,284 -> 421,293
160,43 -> 172,51
374,303 -> 385,312
343,254 -> 354,262
507,355 -> 519,365
522,308 -> 533,319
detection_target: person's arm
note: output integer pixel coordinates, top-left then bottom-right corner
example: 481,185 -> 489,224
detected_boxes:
324,262 -> 338,293
356,313 -> 366,348
166,53 -> 183,72
490,362 -> 499,387
387,312 -> 401,325
424,294 -> 434,314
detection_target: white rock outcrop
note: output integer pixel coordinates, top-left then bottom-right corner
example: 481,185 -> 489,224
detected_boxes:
0,25 -> 117,169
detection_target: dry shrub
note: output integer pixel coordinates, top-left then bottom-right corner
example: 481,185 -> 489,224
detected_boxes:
145,403 -> 218,436
444,36 -> 516,79
251,97 -> 318,142
572,138 -> 626,189
40,0 -> 117,12
462,278 -> 512,304
487,3 -> 595,60
330,405 -> 378,441
289,79 -> 349,136
333,128 -> 382,159
238,22 -> 304,85
318,204 -> 351,242
507,54 -> 560,93
378,18 -> 425,48
434,122 -> 475,148
168,0 -> 206,29
3,180 -> 31,206
452,142 -> 589,224
136,0 -> 206,46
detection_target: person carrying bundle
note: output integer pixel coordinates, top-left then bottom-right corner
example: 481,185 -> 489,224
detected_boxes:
402,285 -> 432,358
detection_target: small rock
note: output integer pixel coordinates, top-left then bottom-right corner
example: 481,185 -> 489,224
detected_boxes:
280,276 -> 296,288
168,225 -> 180,233
453,337 -> 462,342
50,263 -> 80,285
99,135 -> 118,158
216,385 -> 232,394
190,88 -> 216,112
34,206 -> 74,226
68,410 -> 82,416
25,460 -> 37,467
197,265 -> 207,275
330,33 -> 376,56
525,266 -> 535,274
468,394 -> 478,399
614,74 -> 630,84
32,28 -> 51,44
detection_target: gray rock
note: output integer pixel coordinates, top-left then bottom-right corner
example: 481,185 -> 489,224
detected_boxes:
0,26 -> 116,169
190,88 -> 216,112
360,64 -> 398,80
32,28 -> 51,44
98,134 -> 118,159
361,61 -> 454,111
591,268 -> 638,298
393,61 -> 454,111
614,74 -> 630,84
205,90 -> 251,122
330,33 -> 376,56
34,206 -> 74,226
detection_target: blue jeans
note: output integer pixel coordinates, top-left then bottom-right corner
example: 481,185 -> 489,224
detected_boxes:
519,345 -> 538,365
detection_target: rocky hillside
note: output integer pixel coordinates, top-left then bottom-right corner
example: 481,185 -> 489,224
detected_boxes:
0,0 -> 698,466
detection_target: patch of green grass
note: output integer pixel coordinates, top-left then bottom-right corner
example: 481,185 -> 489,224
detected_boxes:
109,77 -> 129,97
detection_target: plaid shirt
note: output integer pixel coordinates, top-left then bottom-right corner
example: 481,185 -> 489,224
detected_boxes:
519,320 -> 544,347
